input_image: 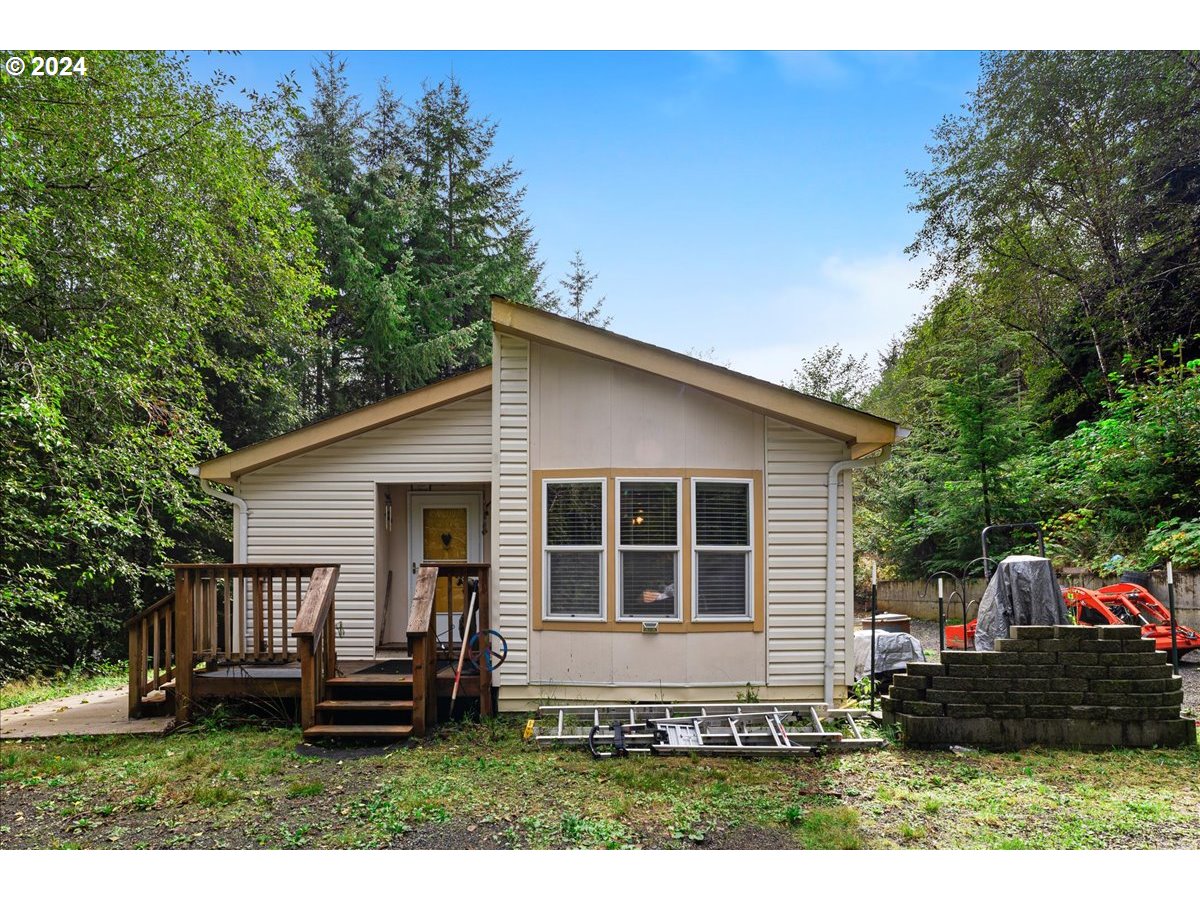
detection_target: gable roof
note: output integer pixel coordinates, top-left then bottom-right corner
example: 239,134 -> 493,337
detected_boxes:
491,296 -> 900,458
197,367 -> 492,485
197,298 -> 903,485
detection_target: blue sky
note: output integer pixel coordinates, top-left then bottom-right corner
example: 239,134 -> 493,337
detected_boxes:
189,50 -> 982,383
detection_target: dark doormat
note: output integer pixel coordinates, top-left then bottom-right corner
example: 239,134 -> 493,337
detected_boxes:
355,659 -> 413,676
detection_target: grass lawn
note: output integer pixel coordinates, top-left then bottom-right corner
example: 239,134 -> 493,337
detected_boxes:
1,713 -> 1197,849
0,664 -> 128,710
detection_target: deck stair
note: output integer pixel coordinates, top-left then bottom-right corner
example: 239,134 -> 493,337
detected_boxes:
306,662 -> 416,741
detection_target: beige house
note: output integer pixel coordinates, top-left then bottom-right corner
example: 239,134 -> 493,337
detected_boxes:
196,297 -> 903,710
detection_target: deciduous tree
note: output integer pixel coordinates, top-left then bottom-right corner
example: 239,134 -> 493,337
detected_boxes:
0,51 -> 324,676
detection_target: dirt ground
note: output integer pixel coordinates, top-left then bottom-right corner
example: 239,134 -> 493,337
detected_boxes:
1,713 -> 1196,850
2,617 -> 1196,851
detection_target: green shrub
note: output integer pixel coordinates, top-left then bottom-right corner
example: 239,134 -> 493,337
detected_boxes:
1139,518 -> 1200,569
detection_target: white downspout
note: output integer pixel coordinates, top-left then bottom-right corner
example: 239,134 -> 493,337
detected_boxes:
192,467 -> 248,563
824,444 -> 894,708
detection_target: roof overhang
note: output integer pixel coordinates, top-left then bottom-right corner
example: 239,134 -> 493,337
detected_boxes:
197,367 -> 493,485
491,297 -> 900,456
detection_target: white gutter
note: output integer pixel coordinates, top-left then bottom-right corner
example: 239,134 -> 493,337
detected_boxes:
824,443 -> 895,708
191,466 -> 247,563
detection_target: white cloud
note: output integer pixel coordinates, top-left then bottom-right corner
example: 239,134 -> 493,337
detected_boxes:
726,252 -> 932,385
690,50 -> 739,74
766,50 -> 852,86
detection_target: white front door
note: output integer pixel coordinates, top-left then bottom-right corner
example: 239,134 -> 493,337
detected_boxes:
408,492 -> 483,644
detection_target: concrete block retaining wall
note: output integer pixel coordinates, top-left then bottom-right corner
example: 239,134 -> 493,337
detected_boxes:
873,571 -> 1200,630
882,624 -> 1195,748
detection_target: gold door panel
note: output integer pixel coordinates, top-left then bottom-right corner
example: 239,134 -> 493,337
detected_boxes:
423,507 -> 468,612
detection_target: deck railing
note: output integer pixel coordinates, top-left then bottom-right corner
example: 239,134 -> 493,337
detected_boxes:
407,566 -> 440,736
172,563 -> 326,664
127,559 -> 496,728
408,562 -> 494,730
292,566 -> 340,731
430,563 -> 493,716
127,563 -> 337,722
126,592 -> 175,718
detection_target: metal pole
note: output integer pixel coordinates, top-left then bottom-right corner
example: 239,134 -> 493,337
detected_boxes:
961,582 -> 970,649
1167,561 -> 1179,676
870,561 -> 877,712
937,577 -> 945,653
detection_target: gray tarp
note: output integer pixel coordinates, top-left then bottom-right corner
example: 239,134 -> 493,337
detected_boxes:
853,630 -> 924,679
973,555 -> 1069,651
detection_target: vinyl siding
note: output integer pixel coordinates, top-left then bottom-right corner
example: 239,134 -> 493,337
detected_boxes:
765,418 -> 852,686
524,341 -> 768,691
237,393 -> 492,658
493,334 -> 530,685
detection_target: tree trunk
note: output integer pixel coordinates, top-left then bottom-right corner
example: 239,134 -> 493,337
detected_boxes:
1078,289 -> 1116,400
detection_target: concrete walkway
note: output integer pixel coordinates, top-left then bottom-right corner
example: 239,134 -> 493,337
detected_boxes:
0,687 -> 173,740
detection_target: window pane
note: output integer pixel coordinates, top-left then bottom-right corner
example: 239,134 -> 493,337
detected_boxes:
620,550 -> 677,618
547,551 -> 602,617
696,481 -> 749,546
546,481 -> 602,546
696,552 -> 748,617
620,482 -> 677,545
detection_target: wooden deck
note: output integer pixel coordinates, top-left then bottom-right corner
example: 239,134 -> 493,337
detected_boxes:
182,659 -> 482,700
128,562 -> 493,740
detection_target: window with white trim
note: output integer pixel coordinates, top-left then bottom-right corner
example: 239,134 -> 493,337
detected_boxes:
544,479 -> 605,619
693,479 -> 752,619
617,479 -> 680,620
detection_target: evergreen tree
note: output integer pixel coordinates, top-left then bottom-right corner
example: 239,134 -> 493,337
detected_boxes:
400,77 -> 547,370
551,251 -> 611,327
290,53 -> 420,417
859,290 -> 1034,574
288,65 -> 551,419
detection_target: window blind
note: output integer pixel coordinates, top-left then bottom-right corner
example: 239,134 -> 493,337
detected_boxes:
619,481 -> 677,546
619,481 -> 679,618
546,481 -> 603,546
547,551 -> 603,617
695,480 -> 751,618
696,552 -> 748,617
695,481 -> 749,545
545,480 -> 604,618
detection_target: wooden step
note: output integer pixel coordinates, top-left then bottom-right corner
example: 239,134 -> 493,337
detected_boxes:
302,724 -> 413,740
326,673 -> 413,685
316,699 -> 414,711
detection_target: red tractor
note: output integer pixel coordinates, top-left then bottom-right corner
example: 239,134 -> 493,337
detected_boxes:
1062,582 -> 1200,660
939,524 -> 1198,660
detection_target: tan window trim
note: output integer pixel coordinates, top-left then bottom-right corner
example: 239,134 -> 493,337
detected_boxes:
531,468 -> 764,634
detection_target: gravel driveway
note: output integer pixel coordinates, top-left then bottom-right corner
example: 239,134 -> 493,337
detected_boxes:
906,617 -> 1200,719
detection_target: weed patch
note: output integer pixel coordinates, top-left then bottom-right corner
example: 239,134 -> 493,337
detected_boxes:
192,784 -> 242,808
790,806 -> 863,849
286,779 -> 325,798
1,715 -> 1197,849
